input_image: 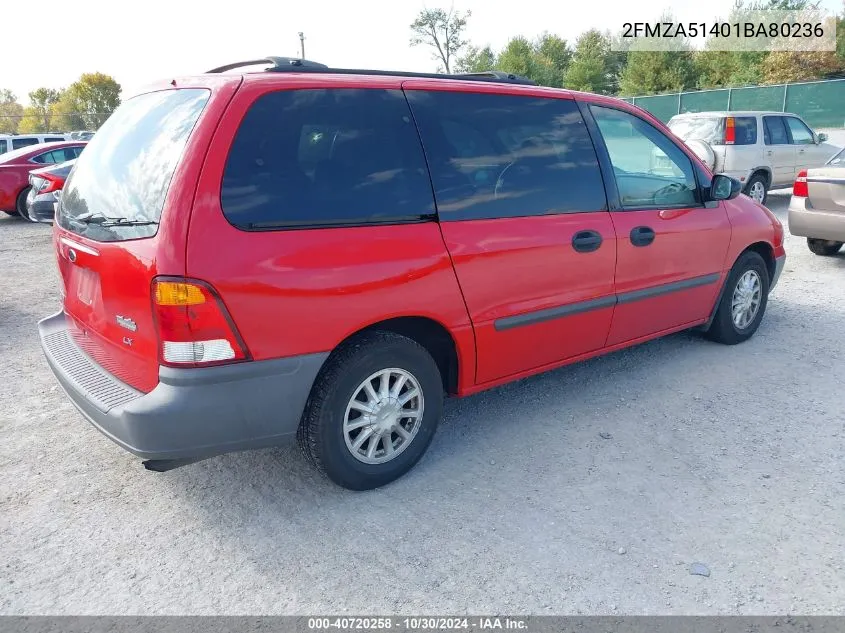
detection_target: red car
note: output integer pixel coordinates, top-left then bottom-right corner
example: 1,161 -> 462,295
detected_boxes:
38,58 -> 786,490
0,141 -> 86,216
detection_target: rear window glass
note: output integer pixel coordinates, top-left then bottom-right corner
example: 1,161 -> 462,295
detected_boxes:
59,89 -> 209,241
405,91 -> 606,220
0,140 -> 7,153
221,89 -> 434,230
669,116 -> 757,146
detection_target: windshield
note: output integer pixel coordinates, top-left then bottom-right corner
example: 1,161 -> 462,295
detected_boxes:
58,88 -> 209,242
668,117 -> 723,144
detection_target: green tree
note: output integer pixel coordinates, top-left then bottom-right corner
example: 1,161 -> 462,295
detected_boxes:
410,8 -> 472,73
26,88 -> 63,132
0,89 -> 23,135
836,15 -> 844,63
455,45 -> 496,73
618,50 -> 697,95
617,12 -> 698,95
54,73 -> 121,130
496,36 -> 537,78
564,29 -> 614,93
532,33 -> 572,87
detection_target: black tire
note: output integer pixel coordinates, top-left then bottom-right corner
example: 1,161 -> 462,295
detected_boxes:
298,330 -> 444,490
807,238 -> 843,257
15,188 -> 31,219
706,251 -> 770,345
744,173 -> 768,206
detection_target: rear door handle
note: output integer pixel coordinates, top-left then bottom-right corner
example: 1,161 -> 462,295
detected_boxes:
630,226 -> 656,247
571,230 -> 603,253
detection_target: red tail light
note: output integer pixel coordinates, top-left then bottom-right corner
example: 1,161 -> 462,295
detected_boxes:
151,278 -> 250,367
724,117 -> 736,145
793,169 -> 809,197
36,172 -> 65,194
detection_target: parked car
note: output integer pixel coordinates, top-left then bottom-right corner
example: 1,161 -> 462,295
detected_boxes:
0,142 -> 86,216
24,159 -> 76,223
667,111 -> 839,205
788,147 -> 845,256
67,131 -> 95,141
0,133 -> 69,154
38,57 -> 786,490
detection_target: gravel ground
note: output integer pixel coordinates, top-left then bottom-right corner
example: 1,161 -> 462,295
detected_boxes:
1,190 -> 844,615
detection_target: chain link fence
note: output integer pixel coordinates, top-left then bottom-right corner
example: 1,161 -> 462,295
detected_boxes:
621,78 -> 845,128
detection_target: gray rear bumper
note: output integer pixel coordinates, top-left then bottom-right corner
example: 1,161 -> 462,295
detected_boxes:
38,312 -> 327,460
770,254 -> 786,292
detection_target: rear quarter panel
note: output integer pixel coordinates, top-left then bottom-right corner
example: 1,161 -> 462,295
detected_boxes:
186,75 -> 476,392
0,165 -> 28,210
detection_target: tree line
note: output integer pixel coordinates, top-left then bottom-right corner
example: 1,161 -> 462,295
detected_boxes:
0,72 -> 121,135
410,0 -> 845,97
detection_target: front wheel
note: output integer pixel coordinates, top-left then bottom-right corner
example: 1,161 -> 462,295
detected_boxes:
706,251 -> 770,345
807,238 -> 843,256
298,331 -> 443,490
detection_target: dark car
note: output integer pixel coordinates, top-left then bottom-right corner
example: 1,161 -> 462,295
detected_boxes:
39,57 -> 785,490
0,142 -> 86,216
25,159 -> 76,223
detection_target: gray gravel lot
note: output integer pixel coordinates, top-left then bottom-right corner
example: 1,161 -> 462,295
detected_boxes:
1,191 -> 844,615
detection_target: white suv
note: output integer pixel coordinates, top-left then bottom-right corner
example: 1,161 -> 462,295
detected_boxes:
666,111 -> 839,205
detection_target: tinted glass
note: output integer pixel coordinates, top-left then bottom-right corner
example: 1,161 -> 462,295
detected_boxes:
0,140 -> 7,153
59,89 -> 209,242
764,116 -> 789,145
30,151 -> 54,164
405,91 -> 605,220
12,138 -> 38,149
44,137 -> 65,142
732,117 -> 757,145
784,117 -> 813,144
221,89 -> 434,229
591,105 -> 698,209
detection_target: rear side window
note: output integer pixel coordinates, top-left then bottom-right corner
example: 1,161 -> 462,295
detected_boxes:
405,91 -> 606,220
12,137 -> 38,149
0,140 -> 7,153
221,89 -> 434,229
764,116 -> 789,145
44,137 -> 65,142
59,89 -> 209,242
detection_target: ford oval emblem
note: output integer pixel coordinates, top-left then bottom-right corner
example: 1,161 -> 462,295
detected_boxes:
67,248 -> 77,263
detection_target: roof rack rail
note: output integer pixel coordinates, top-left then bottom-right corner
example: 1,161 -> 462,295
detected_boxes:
206,56 -> 538,86
206,56 -> 328,74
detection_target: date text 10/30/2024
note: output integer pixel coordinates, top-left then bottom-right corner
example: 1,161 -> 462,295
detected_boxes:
307,617 -> 528,630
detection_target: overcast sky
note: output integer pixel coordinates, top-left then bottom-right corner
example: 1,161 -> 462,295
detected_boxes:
3,0 -> 843,103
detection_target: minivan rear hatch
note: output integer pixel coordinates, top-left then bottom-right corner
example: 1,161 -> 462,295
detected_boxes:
54,87 -> 213,392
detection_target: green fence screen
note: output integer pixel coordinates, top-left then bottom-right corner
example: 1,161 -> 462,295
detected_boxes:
728,86 -> 784,114
680,89 -> 730,114
627,79 -> 845,128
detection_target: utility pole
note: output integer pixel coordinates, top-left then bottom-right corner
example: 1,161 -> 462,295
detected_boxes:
298,32 -> 305,59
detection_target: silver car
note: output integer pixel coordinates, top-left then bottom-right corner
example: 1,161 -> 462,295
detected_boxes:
788,147 -> 845,256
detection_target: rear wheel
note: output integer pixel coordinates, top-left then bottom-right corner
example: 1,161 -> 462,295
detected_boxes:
15,187 -> 31,219
807,238 -> 843,256
744,173 -> 768,205
298,331 -> 443,490
706,251 -> 770,345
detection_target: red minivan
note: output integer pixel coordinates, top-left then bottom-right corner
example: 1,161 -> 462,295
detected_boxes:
39,57 -> 786,490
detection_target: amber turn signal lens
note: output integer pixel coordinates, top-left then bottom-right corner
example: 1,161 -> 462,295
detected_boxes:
154,281 -> 206,306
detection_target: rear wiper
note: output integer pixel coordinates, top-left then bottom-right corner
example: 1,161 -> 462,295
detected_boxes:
72,212 -> 158,227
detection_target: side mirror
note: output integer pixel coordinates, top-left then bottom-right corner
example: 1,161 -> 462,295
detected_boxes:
710,174 -> 742,201
816,132 -> 828,143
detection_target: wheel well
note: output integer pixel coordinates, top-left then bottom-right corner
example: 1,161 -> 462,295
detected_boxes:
749,169 -> 771,187
341,317 -> 460,395
744,241 -> 776,282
